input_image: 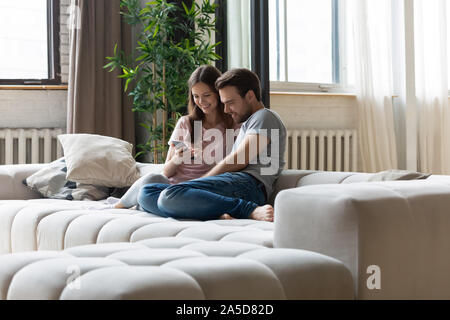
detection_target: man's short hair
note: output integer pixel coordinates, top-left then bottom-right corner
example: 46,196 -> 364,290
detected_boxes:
215,68 -> 262,102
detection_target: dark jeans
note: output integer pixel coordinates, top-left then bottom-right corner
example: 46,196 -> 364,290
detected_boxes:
137,172 -> 266,220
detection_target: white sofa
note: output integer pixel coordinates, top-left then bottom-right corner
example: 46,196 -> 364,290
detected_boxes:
1,162 -> 446,299
0,163 -> 376,255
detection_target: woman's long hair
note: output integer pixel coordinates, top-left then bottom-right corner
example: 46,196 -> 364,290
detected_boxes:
187,65 -> 234,143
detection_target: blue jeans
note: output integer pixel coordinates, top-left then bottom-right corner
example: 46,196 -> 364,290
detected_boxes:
137,172 -> 267,220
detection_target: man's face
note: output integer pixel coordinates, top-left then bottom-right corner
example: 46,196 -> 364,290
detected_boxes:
219,86 -> 253,123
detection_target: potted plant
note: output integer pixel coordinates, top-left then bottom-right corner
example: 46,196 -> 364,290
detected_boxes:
105,0 -> 221,163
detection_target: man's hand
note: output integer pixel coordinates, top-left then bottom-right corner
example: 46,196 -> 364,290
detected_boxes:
203,133 -> 269,177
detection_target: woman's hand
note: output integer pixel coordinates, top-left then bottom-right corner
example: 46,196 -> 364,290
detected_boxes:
163,143 -> 201,178
172,144 -> 195,164
174,145 -> 189,158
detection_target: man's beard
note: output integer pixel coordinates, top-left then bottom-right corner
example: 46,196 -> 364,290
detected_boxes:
235,109 -> 253,124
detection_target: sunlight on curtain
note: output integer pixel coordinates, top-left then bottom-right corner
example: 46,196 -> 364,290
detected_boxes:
227,0 -> 251,69
349,0 -> 398,172
415,0 -> 450,174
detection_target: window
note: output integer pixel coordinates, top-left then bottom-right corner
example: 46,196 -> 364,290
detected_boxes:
0,0 -> 60,85
448,2 -> 450,91
269,0 -> 353,92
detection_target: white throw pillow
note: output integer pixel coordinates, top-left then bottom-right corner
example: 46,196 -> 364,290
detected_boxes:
58,134 -> 140,188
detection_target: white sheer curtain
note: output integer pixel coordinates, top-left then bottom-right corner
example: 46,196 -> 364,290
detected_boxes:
415,0 -> 450,174
227,0 -> 251,69
350,0 -> 398,172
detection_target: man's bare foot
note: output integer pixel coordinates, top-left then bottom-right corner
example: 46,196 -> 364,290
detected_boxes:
219,213 -> 234,220
249,205 -> 274,222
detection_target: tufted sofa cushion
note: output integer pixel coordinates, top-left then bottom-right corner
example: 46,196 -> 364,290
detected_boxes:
0,199 -> 274,255
0,240 -> 354,300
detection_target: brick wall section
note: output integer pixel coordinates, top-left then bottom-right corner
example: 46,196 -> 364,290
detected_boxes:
59,0 -> 70,84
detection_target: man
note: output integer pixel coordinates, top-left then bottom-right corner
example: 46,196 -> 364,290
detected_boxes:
140,68 -> 286,222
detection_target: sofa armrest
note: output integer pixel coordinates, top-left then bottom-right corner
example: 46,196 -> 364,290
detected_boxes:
273,180 -> 450,299
0,164 -> 46,200
269,170 -> 373,205
269,170 -> 316,204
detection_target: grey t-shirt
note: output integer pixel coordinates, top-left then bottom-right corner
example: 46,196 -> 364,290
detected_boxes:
232,108 -> 286,199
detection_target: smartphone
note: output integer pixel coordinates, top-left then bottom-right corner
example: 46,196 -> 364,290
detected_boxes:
172,141 -> 188,150
172,141 -> 195,159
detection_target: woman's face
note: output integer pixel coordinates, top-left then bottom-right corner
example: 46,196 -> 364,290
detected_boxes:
191,82 -> 219,116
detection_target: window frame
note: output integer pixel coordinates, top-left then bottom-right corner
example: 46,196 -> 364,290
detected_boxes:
0,0 -> 61,85
251,0 -> 270,106
214,0 -> 228,74
269,0 -> 354,93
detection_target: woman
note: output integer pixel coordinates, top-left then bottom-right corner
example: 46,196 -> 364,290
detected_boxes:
113,65 -> 238,211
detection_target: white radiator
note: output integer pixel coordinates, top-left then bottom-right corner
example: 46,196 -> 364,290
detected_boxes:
0,128 -> 64,165
285,129 -> 358,172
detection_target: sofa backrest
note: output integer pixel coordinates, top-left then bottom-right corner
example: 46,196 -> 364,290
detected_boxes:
269,170 -> 373,204
0,164 -> 47,200
5,162 -> 446,203
136,164 -> 377,205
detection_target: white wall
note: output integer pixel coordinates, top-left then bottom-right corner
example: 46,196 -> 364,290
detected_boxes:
270,93 -> 358,130
0,90 -> 66,128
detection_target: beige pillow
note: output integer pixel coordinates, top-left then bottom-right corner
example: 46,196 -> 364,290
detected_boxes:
58,134 -> 140,188
366,169 -> 431,182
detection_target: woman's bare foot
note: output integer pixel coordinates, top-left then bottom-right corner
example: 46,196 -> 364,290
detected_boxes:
219,213 -> 234,220
113,202 -> 126,209
249,205 -> 274,222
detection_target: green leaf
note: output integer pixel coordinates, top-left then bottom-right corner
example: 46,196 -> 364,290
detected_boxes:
211,41 -> 222,48
134,151 -> 147,159
124,78 -> 131,92
182,1 -> 189,14
103,61 -> 116,70
139,122 -> 150,130
152,24 -> 160,38
136,53 -> 149,61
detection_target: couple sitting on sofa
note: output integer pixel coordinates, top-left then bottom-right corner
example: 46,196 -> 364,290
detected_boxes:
113,65 -> 287,222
